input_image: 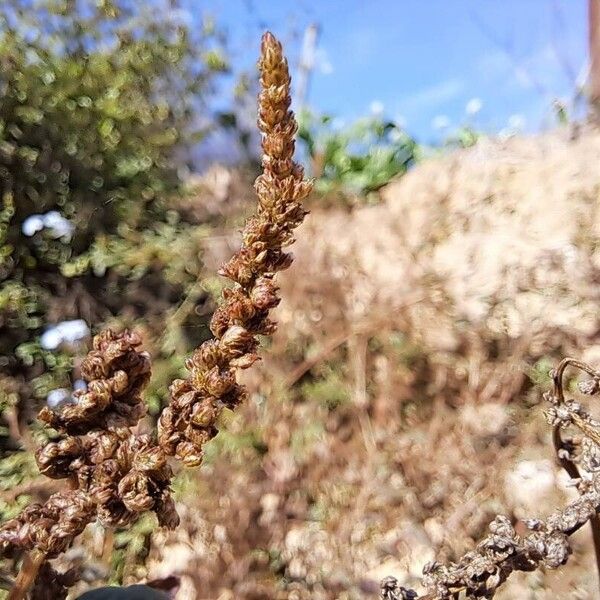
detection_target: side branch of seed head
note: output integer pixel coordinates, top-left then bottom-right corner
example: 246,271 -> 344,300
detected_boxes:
380,359 -> 600,600
0,330 -> 178,563
157,31 -> 312,467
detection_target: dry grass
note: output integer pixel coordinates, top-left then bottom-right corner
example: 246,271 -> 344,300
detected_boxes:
171,125 -> 600,599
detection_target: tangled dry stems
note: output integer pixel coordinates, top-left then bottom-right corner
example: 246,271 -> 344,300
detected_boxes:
381,358 -> 600,599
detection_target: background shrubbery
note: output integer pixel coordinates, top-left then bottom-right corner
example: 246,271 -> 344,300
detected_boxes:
0,0 -> 231,448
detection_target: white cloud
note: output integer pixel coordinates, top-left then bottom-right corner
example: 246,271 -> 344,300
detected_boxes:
465,97 -> 483,115
431,114 -> 451,130
331,117 -> 346,130
401,79 -> 464,112
508,114 -> 526,130
314,48 -> 333,75
477,44 -> 569,96
369,100 -> 384,115
393,113 -> 407,128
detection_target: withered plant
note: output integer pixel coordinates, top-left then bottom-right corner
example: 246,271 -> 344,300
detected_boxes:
381,358 -> 600,599
0,31 -> 312,599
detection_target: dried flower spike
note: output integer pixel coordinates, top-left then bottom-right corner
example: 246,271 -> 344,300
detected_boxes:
158,31 -> 312,466
0,31 -> 310,600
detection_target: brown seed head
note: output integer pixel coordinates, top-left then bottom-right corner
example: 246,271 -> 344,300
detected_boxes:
158,31 -> 312,465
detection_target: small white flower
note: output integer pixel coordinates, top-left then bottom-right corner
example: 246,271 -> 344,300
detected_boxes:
41,319 -> 90,350
73,379 -> 87,391
43,210 -> 74,239
21,211 -> 74,240
46,388 -> 72,409
22,214 -> 45,237
40,327 -> 64,351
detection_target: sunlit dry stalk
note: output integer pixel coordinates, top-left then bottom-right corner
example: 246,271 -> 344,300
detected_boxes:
157,31 -> 312,466
7,550 -> 45,600
381,358 -> 600,600
0,31 -> 310,598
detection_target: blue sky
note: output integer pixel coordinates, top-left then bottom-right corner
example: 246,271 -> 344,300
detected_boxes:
194,0 -> 588,143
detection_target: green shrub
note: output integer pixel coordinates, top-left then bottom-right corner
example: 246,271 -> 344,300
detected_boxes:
0,0 -> 227,445
297,109 -> 418,196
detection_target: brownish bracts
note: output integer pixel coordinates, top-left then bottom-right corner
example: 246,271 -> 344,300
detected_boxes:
38,329 -> 151,436
0,491 -> 94,559
158,31 -> 312,467
0,330 -> 178,563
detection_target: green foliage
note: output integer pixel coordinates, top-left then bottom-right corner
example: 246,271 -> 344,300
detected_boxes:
301,366 -> 349,410
111,513 -> 157,584
203,423 -> 268,466
0,1 -> 228,447
0,451 -> 38,525
0,452 -> 37,493
297,109 -> 418,195
443,125 -> 481,149
383,331 -> 424,368
528,357 -> 555,388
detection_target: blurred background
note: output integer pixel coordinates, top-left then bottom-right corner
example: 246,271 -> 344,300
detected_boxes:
2,0 -> 600,598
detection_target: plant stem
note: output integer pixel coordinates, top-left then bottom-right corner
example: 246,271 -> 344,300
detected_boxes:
551,357 -> 600,595
8,549 -> 45,600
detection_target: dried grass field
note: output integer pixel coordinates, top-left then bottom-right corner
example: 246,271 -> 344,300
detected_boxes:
125,126 -> 600,599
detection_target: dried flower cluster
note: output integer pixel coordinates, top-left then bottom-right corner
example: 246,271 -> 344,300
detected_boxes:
381,357 -> 600,599
158,31 -> 311,466
0,31 -> 311,598
0,330 -> 176,563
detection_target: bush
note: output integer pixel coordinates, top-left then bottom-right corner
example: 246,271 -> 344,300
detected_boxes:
297,109 -> 418,197
0,0 -> 228,435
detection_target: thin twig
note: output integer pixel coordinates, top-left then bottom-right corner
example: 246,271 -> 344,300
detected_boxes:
8,549 -> 45,600
551,356 -> 600,594
284,330 -> 350,388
